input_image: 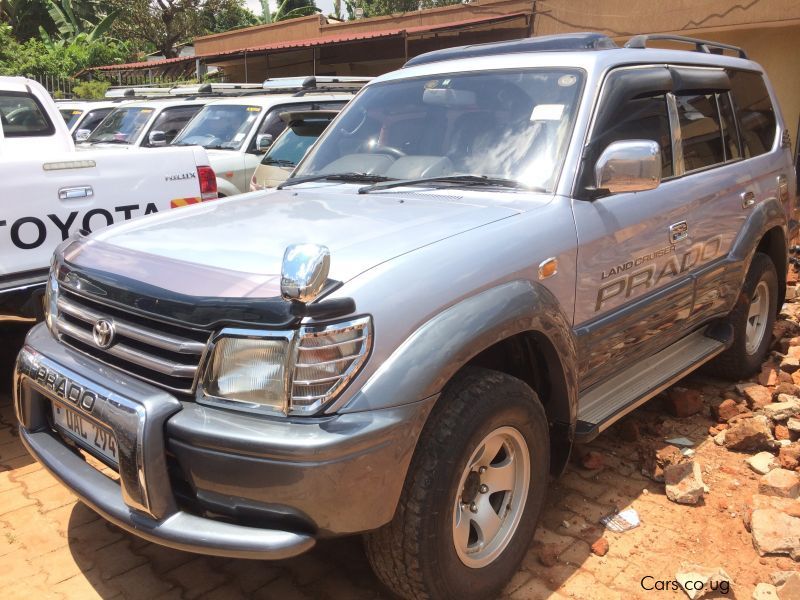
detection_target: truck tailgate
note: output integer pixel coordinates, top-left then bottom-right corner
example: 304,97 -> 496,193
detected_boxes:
0,145 -> 211,279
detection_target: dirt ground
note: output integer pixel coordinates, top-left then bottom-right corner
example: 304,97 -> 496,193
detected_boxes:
0,301 -> 798,599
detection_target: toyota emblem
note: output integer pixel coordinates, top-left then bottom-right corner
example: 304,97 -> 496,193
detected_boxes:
92,319 -> 116,349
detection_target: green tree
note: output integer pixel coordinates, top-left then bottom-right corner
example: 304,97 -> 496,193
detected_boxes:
110,0 -> 260,58
1,0 -> 54,40
40,0 -> 119,45
201,0 -> 257,33
259,0 -> 318,23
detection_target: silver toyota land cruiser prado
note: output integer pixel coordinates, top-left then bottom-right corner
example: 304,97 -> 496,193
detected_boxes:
14,32 -> 797,599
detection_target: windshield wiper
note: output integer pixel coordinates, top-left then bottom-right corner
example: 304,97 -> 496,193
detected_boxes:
358,175 -> 539,194
263,158 -> 295,167
277,172 -> 392,189
90,138 -> 130,145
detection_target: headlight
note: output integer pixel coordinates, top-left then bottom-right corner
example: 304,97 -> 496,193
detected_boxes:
43,267 -> 59,337
203,337 -> 289,413
201,316 -> 372,415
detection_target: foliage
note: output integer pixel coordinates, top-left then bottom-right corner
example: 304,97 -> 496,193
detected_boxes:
110,0 -> 260,58
348,0 -> 461,18
259,0 -> 319,23
40,0 -> 118,44
0,0 -> 52,40
72,79 -> 109,98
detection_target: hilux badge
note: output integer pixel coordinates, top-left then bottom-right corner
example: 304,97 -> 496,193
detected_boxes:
92,319 -> 116,348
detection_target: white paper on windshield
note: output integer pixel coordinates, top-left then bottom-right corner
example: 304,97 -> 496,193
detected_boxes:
530,104 -> 565,121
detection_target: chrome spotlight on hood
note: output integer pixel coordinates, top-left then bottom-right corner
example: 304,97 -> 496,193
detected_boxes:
280,243 -> 331,303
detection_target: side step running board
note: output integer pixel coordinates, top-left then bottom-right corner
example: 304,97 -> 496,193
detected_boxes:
575,323 -> 733,444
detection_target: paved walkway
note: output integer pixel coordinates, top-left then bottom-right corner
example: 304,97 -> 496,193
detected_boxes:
0,374 -> 793,599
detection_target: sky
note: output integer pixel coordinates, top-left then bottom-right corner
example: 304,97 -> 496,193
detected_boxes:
244,0 -> 337,20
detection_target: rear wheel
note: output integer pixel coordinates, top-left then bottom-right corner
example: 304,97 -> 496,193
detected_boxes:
707,252 -> 777,379
364,367 -> 549,600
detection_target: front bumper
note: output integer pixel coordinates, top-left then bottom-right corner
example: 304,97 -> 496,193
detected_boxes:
15,324 -> 434,558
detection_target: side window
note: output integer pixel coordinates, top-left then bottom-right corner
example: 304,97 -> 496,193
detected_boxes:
250,102 -> 347,152
675,93 -> 725,171
0,92 -> 55,137
728,70 -> 777,157
147,106 -> 203,145
588,94 -> 674,180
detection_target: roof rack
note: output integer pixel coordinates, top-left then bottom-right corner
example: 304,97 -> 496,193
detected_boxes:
263,75 -> 371,94
404,33 -> 617,67
624,34 -> 748,59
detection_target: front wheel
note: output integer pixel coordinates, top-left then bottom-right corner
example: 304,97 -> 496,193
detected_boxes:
364,367 -> 549,600
706,252 -> 778,379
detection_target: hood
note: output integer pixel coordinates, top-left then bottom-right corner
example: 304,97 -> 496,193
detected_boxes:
67,185 -> 526,299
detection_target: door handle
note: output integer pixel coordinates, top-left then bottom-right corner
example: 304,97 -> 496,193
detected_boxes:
58,186 -> 93,200
741,191 -> 755,209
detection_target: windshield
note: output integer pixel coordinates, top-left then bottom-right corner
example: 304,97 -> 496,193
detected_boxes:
262,120 -> 330,167
87,106 -> 155,144
60,108 -> 83,129
295,69 -> 584,191
172,104 -> 262,150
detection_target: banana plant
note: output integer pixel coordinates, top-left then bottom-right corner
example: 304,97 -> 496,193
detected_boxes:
260,0 -> 319,23
40,0 -> 118,44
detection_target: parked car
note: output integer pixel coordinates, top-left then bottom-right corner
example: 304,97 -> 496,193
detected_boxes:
0,76 -> 218,322
57,100 -> 119,141
171,77 -> 366,196
80,97 -> 210,149
14,34 -> 797,600
250,109 -> 339,190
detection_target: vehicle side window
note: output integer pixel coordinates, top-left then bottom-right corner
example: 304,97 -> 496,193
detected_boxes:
147,105 -> 203,145
588,94 -> 674,179
0,92 -> 55,137
675,93 -> 726,171
250,101 -> 347,152
728,70 -> 777,157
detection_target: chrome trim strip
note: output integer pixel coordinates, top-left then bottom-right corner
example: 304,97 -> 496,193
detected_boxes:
666,92 -> 685,176
56,319 -> 197,379
58,295 -> 206,354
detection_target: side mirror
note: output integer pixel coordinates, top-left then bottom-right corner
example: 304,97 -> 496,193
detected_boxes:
256,133 -> 274,152
595,140 -> 661,195
74,129 -> 91,142
148,130 -> 167,147
281,243 -> 330,303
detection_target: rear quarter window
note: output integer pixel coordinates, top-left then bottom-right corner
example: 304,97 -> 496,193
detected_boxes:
0,92 -> 55,137
728,70 -> 777,157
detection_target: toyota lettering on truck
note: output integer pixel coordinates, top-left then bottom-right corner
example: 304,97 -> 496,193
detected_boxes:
12,34 -> 798,600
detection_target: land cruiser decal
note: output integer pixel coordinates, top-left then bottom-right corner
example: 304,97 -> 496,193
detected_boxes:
595,236 -> 723,311
0,203 -> 159,250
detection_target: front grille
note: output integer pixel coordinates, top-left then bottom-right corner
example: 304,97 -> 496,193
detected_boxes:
55,289 -> 211,394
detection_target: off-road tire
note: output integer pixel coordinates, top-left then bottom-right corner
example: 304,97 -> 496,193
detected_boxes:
706,252 -> 778,379
364,367 -> 549,600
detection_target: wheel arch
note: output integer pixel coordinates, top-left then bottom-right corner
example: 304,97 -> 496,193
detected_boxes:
755,225 -> 787,312
344,280 -> 579,476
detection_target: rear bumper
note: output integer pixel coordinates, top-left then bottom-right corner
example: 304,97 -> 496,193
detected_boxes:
0,269 -> 47,322
14,324 -> 433,557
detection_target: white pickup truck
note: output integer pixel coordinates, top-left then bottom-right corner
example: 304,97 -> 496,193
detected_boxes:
0,77 -> 217,322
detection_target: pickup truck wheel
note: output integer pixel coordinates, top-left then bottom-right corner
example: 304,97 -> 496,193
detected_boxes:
707,252 -> 777,379
364,367 -> 549,600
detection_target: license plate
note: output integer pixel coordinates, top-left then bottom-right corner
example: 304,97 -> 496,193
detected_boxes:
52,402 -> 118,465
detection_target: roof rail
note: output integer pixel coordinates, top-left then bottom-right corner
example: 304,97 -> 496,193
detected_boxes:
624,34 -> 748,59
404,33 -> 617,68
262,76 -> 371,92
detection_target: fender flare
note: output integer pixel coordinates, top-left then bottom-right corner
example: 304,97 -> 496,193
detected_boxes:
343,279 -> 579,428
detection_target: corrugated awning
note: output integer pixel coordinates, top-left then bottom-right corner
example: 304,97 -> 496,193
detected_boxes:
86,12 -> 529,72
